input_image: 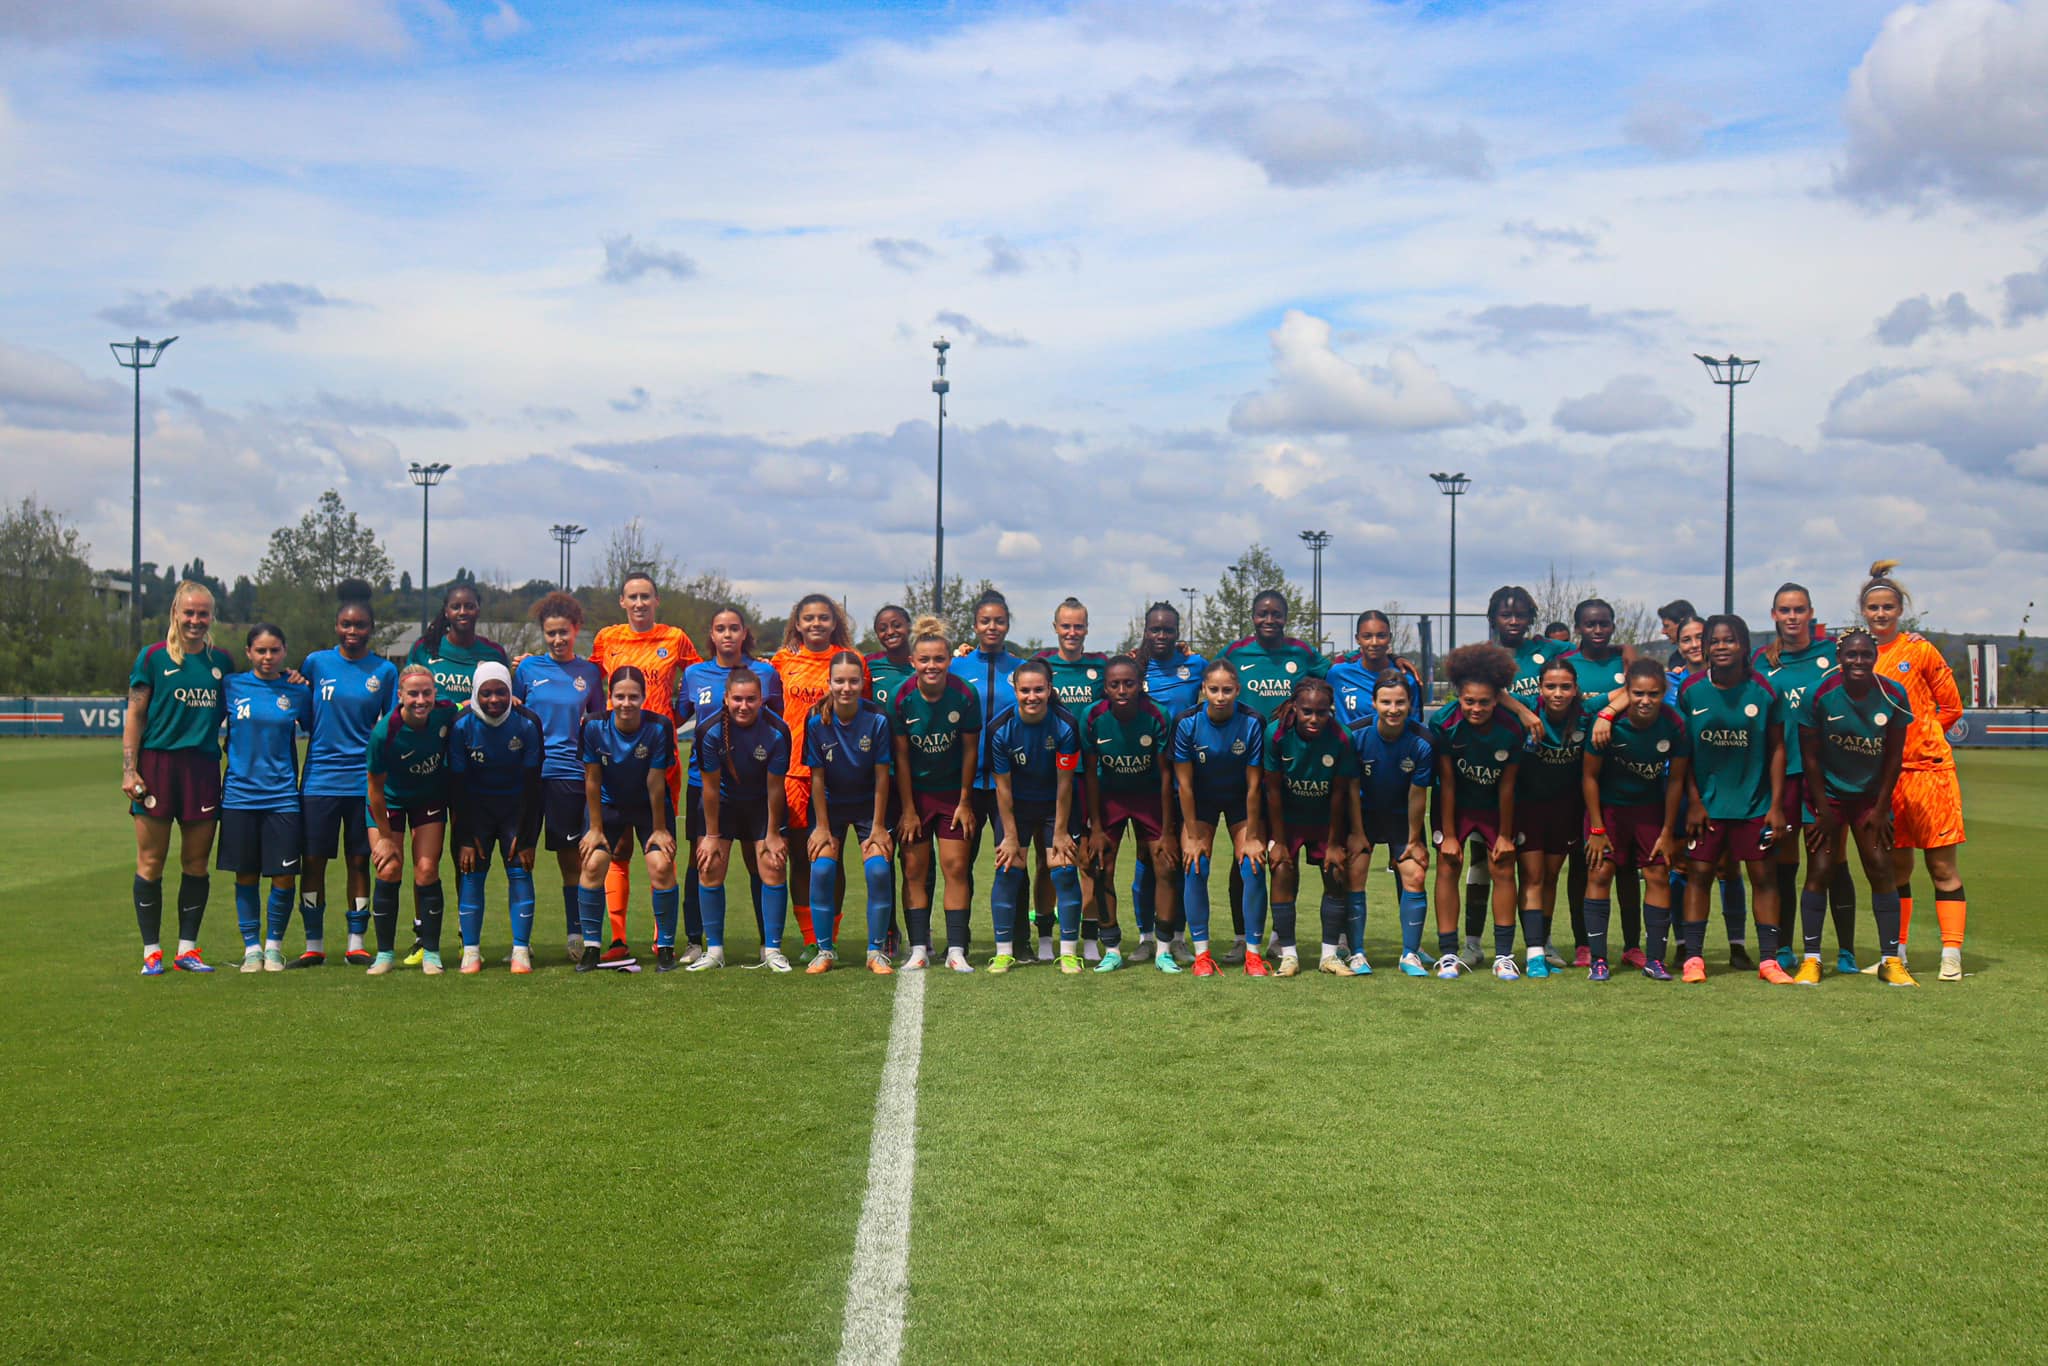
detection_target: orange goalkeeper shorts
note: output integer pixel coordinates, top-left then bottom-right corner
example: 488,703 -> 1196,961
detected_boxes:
1891,768 -> 1964,850
784,775 -> 811,834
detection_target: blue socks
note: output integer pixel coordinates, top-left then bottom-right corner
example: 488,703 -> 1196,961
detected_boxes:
1239,855 -> 1267,945
700,881 -> 728,950
1583,896 -> 1611,961
300,893 -> 326,943
576,885 -> 605,943
1183,855 -> 1211,945
1132,857 -> 1155,936
235,883 -> 261,949
265,885 -> 293,942
652,884 -> 679,948
1347,890 -> 1366,955
1399,889 -> 1427,956
863,856 -> 894,953
763,884 -> 789,950
1720,876 -> 1748,942
991,865 -> 1026,947
507,866 -> 535,948
1271,899 -> 1298,951
811,857 -> 842,938
563,883 -> 580,937
1051,864 -> 1083,941
457,870 -> 488,948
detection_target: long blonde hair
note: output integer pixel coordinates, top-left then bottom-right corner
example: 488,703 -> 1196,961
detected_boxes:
164,580 -> 216,665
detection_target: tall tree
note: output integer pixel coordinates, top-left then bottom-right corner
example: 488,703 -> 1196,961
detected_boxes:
596,517 -> 680,597
1199,542 -> 1312,653
0,498 -> 129,691
900,569 -> 1003,647
257,490 -> 395,594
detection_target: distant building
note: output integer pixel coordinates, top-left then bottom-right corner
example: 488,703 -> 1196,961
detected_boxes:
90,573 -> 133,614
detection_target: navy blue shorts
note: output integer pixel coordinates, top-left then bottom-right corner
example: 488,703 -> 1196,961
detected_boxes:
542,778 -> 588,850
217,807 -> 305,878
812,803 -> 878,844
456,789 -> 536,866
601,798 -> 677,855
990,800 -> 1086,847
302,792 -> 369,860
1186,793 -> 1248,830
710,794 -> 774,844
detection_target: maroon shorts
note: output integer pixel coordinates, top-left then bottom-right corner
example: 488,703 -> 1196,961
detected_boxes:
1514,798 -> 1583,856
1823,794 -> 1881,828
1099,790 -> 1165,843
1438,808 -> 1500,852
1684,815 -> 1772,865
911,788 -> 973,843
1782,772 -> 1809,824
131,749 -> 221,824
1595,803 -> 1669,870
1278,823 -> 1334,863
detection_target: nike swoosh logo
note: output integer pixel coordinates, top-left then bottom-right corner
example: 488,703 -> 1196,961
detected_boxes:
163,668 -> 179,676
1691,708 -> 1708,715
199,805 -> 217,814
282,858 -> 299,867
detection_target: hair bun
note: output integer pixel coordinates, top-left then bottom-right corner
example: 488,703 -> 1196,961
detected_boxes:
1868,558 -> 1900,578
336,578 -> 374,602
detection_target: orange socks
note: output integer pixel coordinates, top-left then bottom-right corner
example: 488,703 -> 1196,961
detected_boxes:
605,859 -> 630,944
1898,893 -> 1912,949
793,904 -> 815,947
1935,888 -> 1967,948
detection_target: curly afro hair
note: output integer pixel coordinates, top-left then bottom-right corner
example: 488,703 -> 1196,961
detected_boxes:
1444,642 -> 1515,694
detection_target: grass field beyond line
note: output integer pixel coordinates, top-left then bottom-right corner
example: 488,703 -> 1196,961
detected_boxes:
2,741 -> 2045,1363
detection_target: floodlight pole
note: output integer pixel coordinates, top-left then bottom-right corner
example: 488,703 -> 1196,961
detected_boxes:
1299,530 -> 1331,651
408,462 -> 451,631
1696,353 -> 1758,616
550,523 -> 586,591
110,335 -> 176,647
932,338 -> 950,618
1430,472 -> 1471,651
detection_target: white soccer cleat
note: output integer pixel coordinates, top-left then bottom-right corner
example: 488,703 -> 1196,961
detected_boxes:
903,947 -> 930,971
761,947 -> 793,973
1939,947 -> 1963,982
240,948 -> 263,974
945,948 -> 975,974
685,946 -> 726,972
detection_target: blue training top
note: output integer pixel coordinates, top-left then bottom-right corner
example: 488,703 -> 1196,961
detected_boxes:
513,653 -> 605,783
680,658 -> 783,788
1142,651 -> 1207,717
802,700 -> 894,810
1170,701 -> 1266,806
580,712 -> 675,810
695,712 -> 792,804
222,672 -> 314,811
1327,654 -> 1424,730
987,704 -> 1082,807
299,647 -> 399,799
1349,718 -> 1436,820
949,647 -> 1022,792
449,706 -> 545,797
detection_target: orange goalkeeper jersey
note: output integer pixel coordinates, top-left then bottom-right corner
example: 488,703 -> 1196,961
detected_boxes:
1876,632 -> 1962,772
590,623 -> 702,722
771,645 -> 869,779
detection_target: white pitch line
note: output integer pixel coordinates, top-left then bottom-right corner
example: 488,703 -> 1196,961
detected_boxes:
837,967 -> 927,1366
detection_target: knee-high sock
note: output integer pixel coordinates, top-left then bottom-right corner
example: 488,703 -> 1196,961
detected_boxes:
605,858 -> 630,943
1872,891 -> 1902,958
576,885 -> 605,943
563,882 -> 581,937
415,880 -> 445,952
1936,886 -> 1967,947
506,866 -> 535,948
750,877 -> 766,941
1316,894 -> 1345,951
265,885 -> 294,943
1270,899 -> 1297,951
811,857 -> 842,942
345,890 -> 369,937
699,881 -> 728,950
1239,856 -> 1268,946
1898,882 -> 1913,949
1799,888 -> 1826,955
906,901 -> 933,951
1183,855 -> 1212,947
1517,908 -> 1545,956
1583,896 -> 1611,962
134,875 -> 163,947
1678,916 -> 1707,963
1774,861 -> 1799,934
1616,869 -> 1642,949
1399,888 -> 1427,957
1051,865 -> 1083,943
1565,856 -> 1587,949
176,874 -> 209,943
1720,876 -> 1747,943
763,883 -> 790,950
794,904 -> 815,947
651,885 -> 679,948
943,905 -> 970,954
1494,918 -> 1517,959
863,857 -> 894,952
1828,862 -> 1857,952
1228,859 -> 1246,939
683,870 -> 703,944
235,883 -> 261,949
1463,848 -> 1488,938
1644,897 -> 1671,963
1347,889 -> 1366,955
1756,909 -> 1781,960
372,878 -> 402,953
990,865 -> 1025,948
299,891 -> 325,945
1133,856 -> 1156,936
457,869 -> 488,948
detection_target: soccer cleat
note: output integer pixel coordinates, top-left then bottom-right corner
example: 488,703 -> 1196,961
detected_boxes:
565,934 -> 584,962
1681,956 -> 1708,983
510,946 -> 533,975
1348,952 -> 1373,976
1275,952 -> 1301,978
1058,953 -> 1084,976
1621,947 -> 1648,969
946,949 -> 974,974
800,943 -> 822,966
1435,954 -> 1466,980
420,951 -> 444,976
681,942 -> 703,965
140,951 -> 165,976
1758,959 -> 1796,985
1243,949 -> 1270,977
403,943 -> 425,968
1493,955 -> 1520,981
1939,947 -> 1963,982
1191,951 -> 1220,977
1155,946 -> 1184,974
1526,954 -> 1552,979
240,949 -> 263,974
344,949 -> 373,966
286,951 -> 325,969
1557,946 -> 1579,969
1641,958 -> 1673,982
460,947 -> 483,975
262,947 -> 286,972
762,948 -> 794,973
902,947 -> 930,971
867,951 -> 896,975
1588,957 -> 1611,982
1317,953 -> 1353,978
1128,941 -> 1157,964
654,946 -> 678,973
1881,956 -> 1920,987
366,951 -> 397,976
1398,951 -> 1430,977
806,951 -> 834,975
1727,943 -> 1753,969
685,947 -> 724,972
1837,949 -> 1859,975
1094,949 -> 1124,973
175,947 -> 217,973
987,953 -> 1017,975
1457,939 -> 1483,969
1776,948 -> 1797,973
1791,957 -> 1822,986
600,940 -> 632,966
574,945 -> 602,974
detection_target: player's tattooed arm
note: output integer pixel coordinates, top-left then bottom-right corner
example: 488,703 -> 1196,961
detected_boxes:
122,685 -> 149,791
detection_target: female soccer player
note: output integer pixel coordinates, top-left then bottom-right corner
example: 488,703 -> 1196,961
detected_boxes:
514,591 -> 605,960
407,582 -> 509,704
1665,616 -> 1705,705
774,594 -> 867,961
1036,597 -> 1111,959
679,608 -> 783,958
1511,656 -> 1586,979
448,662 -> 544,974
1651,615 -> 1750,961
986,659 -> 1088,974
299,580 -> 398,967
1430,644 -> 1524,981
1799,629 -> 1915,986
218,624 -> 314,972
573,667 -> 674,973
865,604 -> 916,709
949,590 -> 1020,919
589,574 -> 701,962
1678,615 -> 1794,984
692,669 -> 794,972
1133,601 -> 1205,963
895,616 -> 982,971
365,665 -> 458,976
1083,656 -> 1177,973
1172,658 -> 1269,978
1860,561 -> 1968,981
123,580 -> 233,974
1260,676 -> 1359,977
1346,673 -> 1434,976
1328,610 -> 1422,730
1582,658 -> 1689,981
1561,598 -> 1636,969
803,651 -> 896,974
1448,588 -> 1547,967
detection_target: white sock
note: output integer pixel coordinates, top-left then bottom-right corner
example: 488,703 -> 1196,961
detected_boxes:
1037,935 -> 1054,956
1138,932 -> 1154,946
997,940 -> 1015,957
177,938 -> 196,954
352,896 -> 368,914
143,943 -> 161,958
1321,942 -> 1340,958
264,939 -> 281,953
1192,938 -> 1209,955
305,939 -> 323,955
348,932 -> 365,952
1059,939 -> 1078,955
1083,941 -> 1101,960
1527,946 -> 1542,965
1279,947 -> 1298,961
1805,952 -> 1821,961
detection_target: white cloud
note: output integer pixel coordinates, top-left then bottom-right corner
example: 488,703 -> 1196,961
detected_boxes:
1192,95 -> 1489,188
1821,358 -> 2048,470
1553,375 -> 1693,436
480,2 -> 526,42
0,341 -> 129,433
869,238 -> 935,272
1873,291 -> 1990,345
2003,258 -> 2048,324
1623,97 -> 1710,158
0,0 -> 413,60
100,282 -> 346,332
600,235 -> 697,285
1230,311 -> 1480,435
932,311 -> 1027,348
996,530 -> 1042,558
981,236 -> 1026,276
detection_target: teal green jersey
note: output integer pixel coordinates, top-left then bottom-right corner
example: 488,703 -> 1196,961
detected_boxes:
1221,636 -> 1330,719
1753,639 -> 1837,777
1804,675 -> 1910,802
864,653 -> 914,710
1429,702 -> 1523,811
1262,718 -> 1359,827
1082,697 -> 1171,794
368,702 -> 458,807
129,642 -> 235,755
1505,638 -> 1557,705
1036,651 -> 1110,714
1562,648 -> 1629,707
1678,671 -> 1783,820
407,634 -> 511,704
890,676 -> 982,794
1596,704 -> 1690,808
1518,706 -> 1586,804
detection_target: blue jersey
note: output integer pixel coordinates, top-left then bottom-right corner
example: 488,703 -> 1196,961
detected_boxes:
1327,654 -> 1423,730
221,672 -> 313,811
449,707 -> 545,798
696,712 -> 792,804
1170,702 -> 1266,805
580,713 -> 675,810
299,648 -> 399,799
680,658 -> 783,788
1349,718 -> 1435,820
513,653 -> 605,782
1143,651 -> 1207,716
802,701 -> 894,809
950,648 -> 1022,792
988,705 -> 1082,807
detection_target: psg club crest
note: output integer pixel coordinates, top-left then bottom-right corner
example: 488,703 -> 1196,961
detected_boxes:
573,676 -> 587,691
634,743 -> 648,758
366,676 -> 382,693
858,735 -> 871,751
754,745 -> 768,761
1139,734 -> 1153,747
211,667 -> 224,679
275,695 -> 292,710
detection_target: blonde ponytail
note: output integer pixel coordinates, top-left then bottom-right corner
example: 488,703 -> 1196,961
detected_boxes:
163,580 -> 216,665
1859,559 -> 1910,610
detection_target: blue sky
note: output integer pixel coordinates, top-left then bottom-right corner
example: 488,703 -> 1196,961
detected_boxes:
4,0 -> 2047,639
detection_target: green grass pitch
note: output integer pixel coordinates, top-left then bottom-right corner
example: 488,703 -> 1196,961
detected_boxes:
3,739 -> 2046,1362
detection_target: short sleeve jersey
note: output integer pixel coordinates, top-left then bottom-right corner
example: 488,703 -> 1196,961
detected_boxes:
950,649 -> 1021,791
864,653 -> 914,711
695,713 -> 792,804
1505,638 -> 1553,705
130,642 -> 234,755
1804,675 -> 1911,802
803,701 -> 894,809
449,707 -> 545,798
1517,706 -> 1587,805
369,702 -> 458,807
1679,671 -> 1783,820
1561,648 -> 1630,707
1221,637 -> 1331,719
680,659 -> 784,788
1595,705 -> 1690,809
1350,720 -> 1435,821
773,645 -> 867,784
1082,698 -> 1172,794
512,654 -> 606,783
1036,652 -> 1110,714
221,673 -> 313,810
1143,651 -> 1207,716
1262,719 -> 1359,827
579,712 -> 675,810
1171,702 -> 1266,806
301,648 -> 400,798
1429,703 -> 1523,812
1754,639 -> 1837,778
407,634 -> 510,705
1327,655 -> 1424,730
589,623 -> 701,722
989,706 -> 1082,807
892,677 -> 983,794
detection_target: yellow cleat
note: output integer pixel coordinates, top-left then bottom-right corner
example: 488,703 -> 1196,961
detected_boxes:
1275,953 -> 1301,978
1878,956 -> 1918,987
1791,957 -> 1822,986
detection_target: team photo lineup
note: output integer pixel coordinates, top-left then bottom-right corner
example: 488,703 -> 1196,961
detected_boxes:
121,555 -> 1966,990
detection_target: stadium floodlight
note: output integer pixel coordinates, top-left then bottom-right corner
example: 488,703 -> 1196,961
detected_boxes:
1695,353 -> 1759,615
1429,472 -> 1471,651
109,336 -> 177,647
407,462 -> 452,631
549,523 -> 586,591
931,337 -> 950,617
1299,531 -> 1331,652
